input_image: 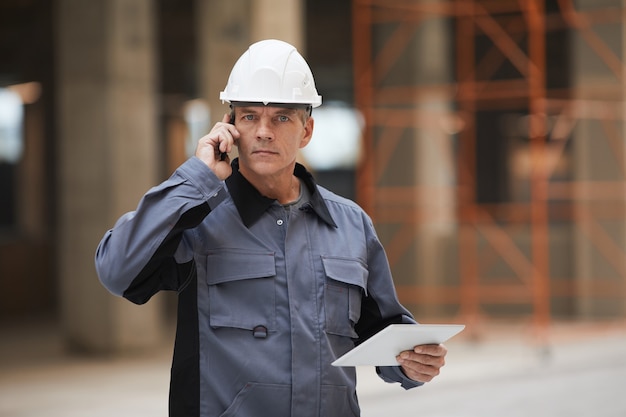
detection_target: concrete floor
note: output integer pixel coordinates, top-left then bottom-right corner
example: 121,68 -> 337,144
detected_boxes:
1,319 -> 625,416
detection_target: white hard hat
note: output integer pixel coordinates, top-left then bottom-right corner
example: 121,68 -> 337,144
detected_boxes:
220,39 -> 322,108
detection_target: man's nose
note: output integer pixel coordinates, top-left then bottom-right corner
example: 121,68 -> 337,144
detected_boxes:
256,117 -> 274,140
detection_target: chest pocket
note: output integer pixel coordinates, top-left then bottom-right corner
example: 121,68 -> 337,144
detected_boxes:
205,249 -> 276,331
322,256 -> 368,338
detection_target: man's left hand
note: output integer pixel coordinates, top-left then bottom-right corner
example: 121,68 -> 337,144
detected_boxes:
396,344 -> 447,383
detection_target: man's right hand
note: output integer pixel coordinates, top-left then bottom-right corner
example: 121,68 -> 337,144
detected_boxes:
195,113 -> 239,180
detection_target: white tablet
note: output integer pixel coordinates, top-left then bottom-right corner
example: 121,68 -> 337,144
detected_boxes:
331,324 -> 465,367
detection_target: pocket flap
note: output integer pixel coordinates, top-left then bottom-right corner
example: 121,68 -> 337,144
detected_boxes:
206,249 -> 276,285
321,256 -> 368,294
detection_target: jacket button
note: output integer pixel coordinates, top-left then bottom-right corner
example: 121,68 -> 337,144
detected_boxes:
253,325 -> 268,338
276,219 -> 284,226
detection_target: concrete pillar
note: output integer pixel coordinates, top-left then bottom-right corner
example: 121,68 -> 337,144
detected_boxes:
56,0 -> 162,352
411,11 -> 456,318
250,0 -> 304,50
196,0 -> 251,126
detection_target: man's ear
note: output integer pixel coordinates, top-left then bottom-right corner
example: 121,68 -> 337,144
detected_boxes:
299,116 -> 314,149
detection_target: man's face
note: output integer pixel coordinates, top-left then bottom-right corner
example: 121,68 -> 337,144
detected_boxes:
233,105 -> 314,179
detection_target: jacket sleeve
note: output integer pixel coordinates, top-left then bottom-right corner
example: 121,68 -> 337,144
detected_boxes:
95,157 -> 228,304
355,212 -> 423,390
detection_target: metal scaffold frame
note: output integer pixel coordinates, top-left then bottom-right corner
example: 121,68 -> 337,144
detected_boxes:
352,0 -> 626,338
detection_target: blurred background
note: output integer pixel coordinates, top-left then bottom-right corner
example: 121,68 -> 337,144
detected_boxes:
1,0 -> 626,415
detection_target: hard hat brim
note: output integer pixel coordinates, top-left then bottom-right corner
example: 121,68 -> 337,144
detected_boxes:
228,101 -> 313,110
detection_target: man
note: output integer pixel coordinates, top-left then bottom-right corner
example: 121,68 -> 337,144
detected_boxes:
95,39 -> 447,417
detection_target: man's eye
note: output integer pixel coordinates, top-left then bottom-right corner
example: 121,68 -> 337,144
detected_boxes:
278,115 -> 289,122
244,114 -> 254,121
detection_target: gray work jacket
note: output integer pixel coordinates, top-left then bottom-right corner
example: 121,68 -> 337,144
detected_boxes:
95,157 -> 421,417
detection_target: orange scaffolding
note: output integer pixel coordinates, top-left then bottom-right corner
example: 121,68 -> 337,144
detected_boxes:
352,0 -> 626,339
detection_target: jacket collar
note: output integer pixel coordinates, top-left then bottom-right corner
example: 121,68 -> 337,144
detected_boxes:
225,158 -> 337,229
